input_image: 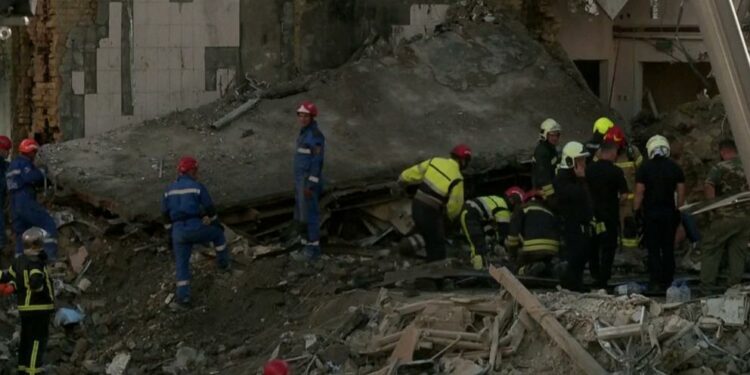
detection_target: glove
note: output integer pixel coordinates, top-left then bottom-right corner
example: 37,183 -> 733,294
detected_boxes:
471,255 -> 484,271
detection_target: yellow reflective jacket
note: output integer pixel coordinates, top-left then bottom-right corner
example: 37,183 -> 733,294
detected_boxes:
399,157 -> 465,220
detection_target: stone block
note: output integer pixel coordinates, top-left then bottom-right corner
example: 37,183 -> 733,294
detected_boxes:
72,71 -> 85,95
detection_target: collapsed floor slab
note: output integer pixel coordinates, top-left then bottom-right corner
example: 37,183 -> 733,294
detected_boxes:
42,21 -> 608,222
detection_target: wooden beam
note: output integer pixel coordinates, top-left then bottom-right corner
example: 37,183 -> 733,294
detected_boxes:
489,266 -> 607,375
390,325 -> 420,362
595,323 -> 643,341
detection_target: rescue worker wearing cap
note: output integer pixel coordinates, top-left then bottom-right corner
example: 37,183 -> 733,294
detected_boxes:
399,145 -> 471,261
460,187 -> 524,270
700,139 -> 750,288
585,117 -> 615,161
532,119 -> 561,200
505,191 -> 560,277
6,139 -> 58,260
161,157 -> 230,308
634,135 -> 685,291
586,141 -> 629,288
603,126 -> 643,252
0,136 -> 12,249
554,141 -> 595,292
0,227 -> 55,374
293,101 -> 325,261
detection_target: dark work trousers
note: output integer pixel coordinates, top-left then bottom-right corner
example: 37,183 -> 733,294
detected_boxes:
643,210 -> 679,287
18,311 -> 51,374
412,199 -> 446,261
561,222 -> 594,292
592,218 -> 619,287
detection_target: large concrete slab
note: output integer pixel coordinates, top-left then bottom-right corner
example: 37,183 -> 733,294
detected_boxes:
43,21 -> 608,222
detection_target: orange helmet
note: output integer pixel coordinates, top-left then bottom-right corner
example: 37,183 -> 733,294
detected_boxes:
603,126 -> 626,148
177,156 -> 198,174
18,139 -> 39,155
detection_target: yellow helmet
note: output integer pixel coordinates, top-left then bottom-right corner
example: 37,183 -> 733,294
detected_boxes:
560,141 -> 589,169
539,118 -> 562,140
593,117 -> 614,135
646,135 -> 670,159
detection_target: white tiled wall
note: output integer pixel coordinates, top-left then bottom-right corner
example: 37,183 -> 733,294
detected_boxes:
84,0 -> 240,136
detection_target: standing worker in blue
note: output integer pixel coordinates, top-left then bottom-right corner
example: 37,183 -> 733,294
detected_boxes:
0,136 -> 13,250
6,139 -> 58,260
161,156 -> 230,308
293,101 -> 325,261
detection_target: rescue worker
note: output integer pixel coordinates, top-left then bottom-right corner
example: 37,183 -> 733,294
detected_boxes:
399,145 -> 471,261
634,135 -> 685,291
585,117 -> 615,160
460,186 -> 524,270
0,227 -> 55,375
293,101 -> 325,261
603,126 -> 643,251
586,141 -> 629,288
700,139 -> 750,287
554,141 -> 595,292
0,136 -> 11,249
505,192 -> 560,277
7,139 -> 58,260
532,119 -> 561,200
161,156 -> 230,308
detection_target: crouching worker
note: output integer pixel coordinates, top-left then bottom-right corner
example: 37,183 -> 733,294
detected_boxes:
0,227 -> 55,374
460,187 -> 524,270
505,193 -> 560,277
161,156 -> 230,309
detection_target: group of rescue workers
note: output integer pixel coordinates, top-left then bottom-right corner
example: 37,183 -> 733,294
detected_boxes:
0,100 -> 745,372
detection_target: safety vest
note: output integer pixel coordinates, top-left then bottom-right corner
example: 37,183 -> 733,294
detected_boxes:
465,196 -> 511,225
0,256 -> 54,312
506,201 -> 560,255
399,157 -> 465,220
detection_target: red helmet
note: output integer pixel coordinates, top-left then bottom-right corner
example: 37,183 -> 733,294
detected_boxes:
504,186 -> 525,202
263,359 -> 289,375
603,126 -> 626,148
296,101 -> 318,117
18,139 -> 39,154
177,156 -> 198,174
450,144 -> 472,161
0,136 -> 11,151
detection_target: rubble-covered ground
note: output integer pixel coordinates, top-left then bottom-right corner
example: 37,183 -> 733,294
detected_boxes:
0,204 -> 746,375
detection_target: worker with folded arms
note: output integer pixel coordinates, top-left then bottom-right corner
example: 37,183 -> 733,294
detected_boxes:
161,156 -> 230,309
634,135 -> 685,292
292,101 -> 326,262
532,119 -> 562,200
0,227 -> 55,374
460,186 -> 524,270
505,191 -> 560,277
6,139 -> 58,260
399,145 -> 472,262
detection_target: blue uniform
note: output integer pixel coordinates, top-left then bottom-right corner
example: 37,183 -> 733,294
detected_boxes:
0,158 -> 8,248
6,156 -> 57,259
293,121 -> 325,258
161,175 -> 229,303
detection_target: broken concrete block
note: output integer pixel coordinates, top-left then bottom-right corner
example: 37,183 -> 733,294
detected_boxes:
105,352 -> 130,375
77,277 -> 92,292
701,293 -> 749,326
69,246 -> 89,274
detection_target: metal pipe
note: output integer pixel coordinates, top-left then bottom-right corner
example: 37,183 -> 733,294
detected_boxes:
693,0 -> 750,189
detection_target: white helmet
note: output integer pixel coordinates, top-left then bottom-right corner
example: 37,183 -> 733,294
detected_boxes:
539,118 -> 562,140
646,135 -> 670,159
559,141 -> 589,169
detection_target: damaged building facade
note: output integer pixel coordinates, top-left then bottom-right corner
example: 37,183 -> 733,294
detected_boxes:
0,0 -> 739,141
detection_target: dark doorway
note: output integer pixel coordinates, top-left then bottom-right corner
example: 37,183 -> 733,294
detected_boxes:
574,60 -> 602,97
642,62 -> 718,114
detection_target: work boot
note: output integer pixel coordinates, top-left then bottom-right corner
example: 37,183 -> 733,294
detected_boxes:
302,245 -> 321,261
169,298 -> 192,313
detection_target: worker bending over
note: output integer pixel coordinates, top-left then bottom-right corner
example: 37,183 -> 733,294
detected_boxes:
505,192 -> 560,277
399,145 -> 471,261
460,186 -> 524,270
